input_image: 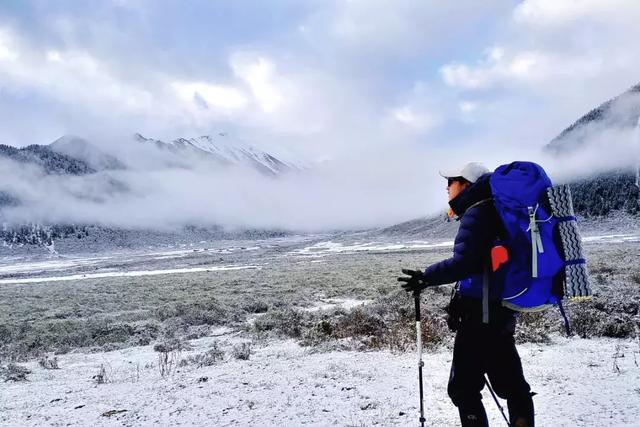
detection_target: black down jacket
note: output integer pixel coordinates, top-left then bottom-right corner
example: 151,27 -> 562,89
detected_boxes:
423,173 -> 503,296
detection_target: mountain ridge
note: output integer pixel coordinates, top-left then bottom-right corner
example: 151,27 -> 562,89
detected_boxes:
547,82 -> 640,153
133,133 -> 299,176
0,133 -> 299,177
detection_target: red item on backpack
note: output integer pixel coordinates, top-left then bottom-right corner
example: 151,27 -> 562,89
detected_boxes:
491,245 -> 509,272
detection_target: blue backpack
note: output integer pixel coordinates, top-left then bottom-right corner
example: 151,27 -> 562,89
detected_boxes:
461,161 -> 591,326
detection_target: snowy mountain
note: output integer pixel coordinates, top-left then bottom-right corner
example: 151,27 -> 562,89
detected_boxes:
0,133 -> 300,178
50,135 -> 125,171
547,82 -> 640,153
544,83 -> 640,217
0,143 -> 95,175
0,133 -> 305,247
134,133 -> 300,176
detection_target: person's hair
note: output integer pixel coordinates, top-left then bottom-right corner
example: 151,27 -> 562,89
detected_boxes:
448,177 -> 471,187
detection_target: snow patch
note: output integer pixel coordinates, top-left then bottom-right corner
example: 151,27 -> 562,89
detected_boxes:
0,265 -> 260,285
291,240 -> 454,256
582,234 -> 640,243
302,298 -> 373,313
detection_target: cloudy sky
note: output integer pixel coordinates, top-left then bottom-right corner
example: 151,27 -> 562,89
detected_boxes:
1,1 -> 640,229
1,1 -> 638,151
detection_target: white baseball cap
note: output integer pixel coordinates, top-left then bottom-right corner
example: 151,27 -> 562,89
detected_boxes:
439,162 -> 489,183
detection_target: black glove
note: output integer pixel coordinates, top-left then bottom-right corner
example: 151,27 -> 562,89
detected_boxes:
397,268 -> 430,293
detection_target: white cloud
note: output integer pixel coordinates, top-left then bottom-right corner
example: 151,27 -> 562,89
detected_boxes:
231,56 -> 284,113
513,0 -> 640,27
0,33 -> 157,119
441,49 -> 557,89
514,0 -> 594,25
392,106 -> 440,131
437,0 -> 640,149
459,101 -> 477,114
45,50 -> 62,62
441,62 -> 489,89
310,0 -> 509,57
171,81 -> 248,111
0,28 -> 18,61
0,27 -> 253,138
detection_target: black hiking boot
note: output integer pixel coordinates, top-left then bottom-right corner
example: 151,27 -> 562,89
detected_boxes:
457,400 -> 489,427
507,392 -> 535,427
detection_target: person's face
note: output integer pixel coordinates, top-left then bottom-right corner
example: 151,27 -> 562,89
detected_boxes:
447,178 -> 469,201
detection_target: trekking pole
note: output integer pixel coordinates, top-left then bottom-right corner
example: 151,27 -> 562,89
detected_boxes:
414,289 -> 426,427
484,376 -> 510,426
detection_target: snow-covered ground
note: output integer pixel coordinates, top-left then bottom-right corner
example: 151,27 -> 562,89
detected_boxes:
2,336 -> 638,426
1,231 -> 639,426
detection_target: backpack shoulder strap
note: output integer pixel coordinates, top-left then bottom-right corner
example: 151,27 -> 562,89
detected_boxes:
460,198 -> 493,221
482,264 -> 490,324
467,198 -> 492,211
466,197 -> 494,324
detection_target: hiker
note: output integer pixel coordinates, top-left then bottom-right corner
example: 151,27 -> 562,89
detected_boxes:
398,162 -> 535,427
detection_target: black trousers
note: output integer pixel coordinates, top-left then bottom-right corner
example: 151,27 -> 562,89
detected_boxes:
447,303 -> 534,426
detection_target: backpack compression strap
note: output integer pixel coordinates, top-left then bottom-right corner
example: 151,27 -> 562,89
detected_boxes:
527,204 -> 553,278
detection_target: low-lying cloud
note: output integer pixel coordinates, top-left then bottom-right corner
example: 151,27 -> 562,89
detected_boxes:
2,117 -> 638,233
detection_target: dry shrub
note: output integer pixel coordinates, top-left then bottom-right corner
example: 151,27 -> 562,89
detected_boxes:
38,355 -> 60,370
232,342 -> 251,360
383,311 -> 448,352
242,299 -> 269,314
251,309 -> 309,338
180,342 -> 225,367
1,317 -> 153,361
568,298 -> 638,339
296,290 -> 450,351
93,364 -> 109,384
515,312 -> 553,344
332,307 -> 386,339
1,363 -> 31,382
154,298 -> 231,327
154,339 -> 187,377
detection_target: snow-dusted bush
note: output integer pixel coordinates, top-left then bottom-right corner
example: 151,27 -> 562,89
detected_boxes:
131,322 -> 161,346
154,338 -> 189,377
232,342 -> 251,360
154,298 -> 232,327
93,364 -> 109,384
242,299 -> 269,314
180,342 -> 225,367
255,290 -> 450,351
568,297 -> 638,339
38,355 -> 59,370
515,312 -> 553,344
1,317 -> 156,361
251,308 -> 309,339
1,363 -> 31,382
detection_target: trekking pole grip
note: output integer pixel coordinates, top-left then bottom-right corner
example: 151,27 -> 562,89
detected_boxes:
413,289 -> 421,321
